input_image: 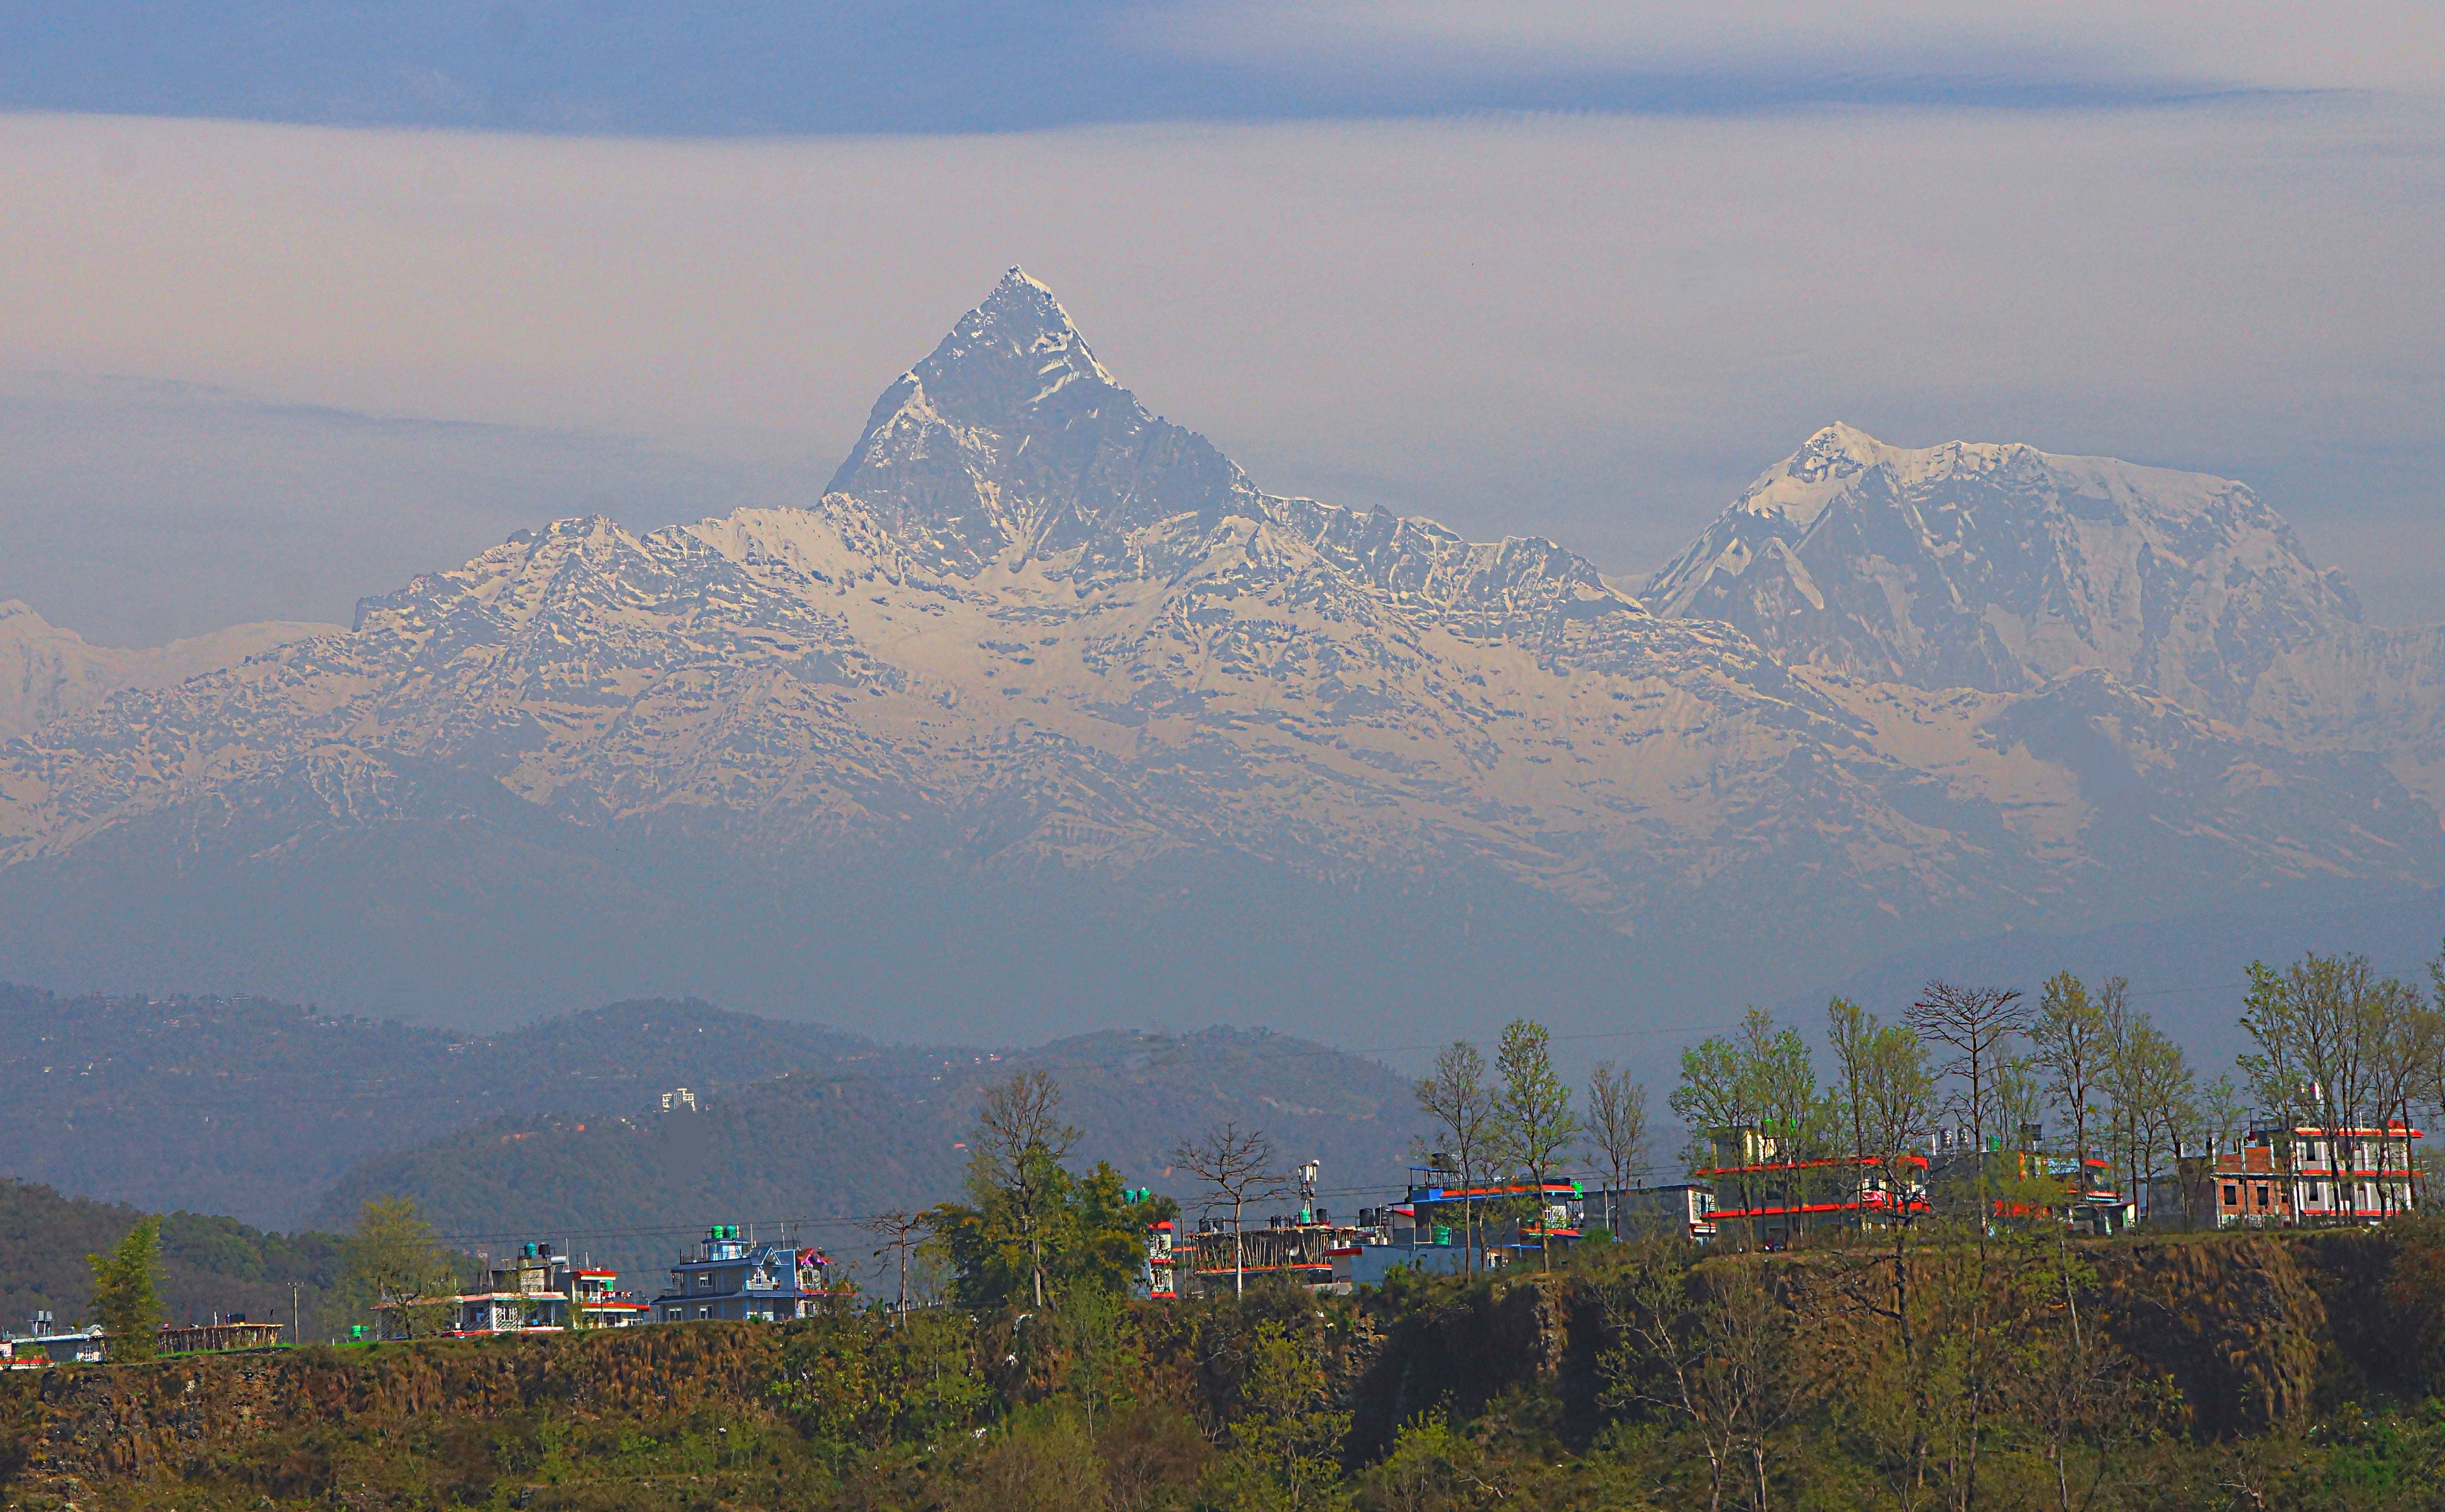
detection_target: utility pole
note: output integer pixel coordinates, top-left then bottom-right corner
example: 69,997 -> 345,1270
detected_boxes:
291,1283 -> 301,1346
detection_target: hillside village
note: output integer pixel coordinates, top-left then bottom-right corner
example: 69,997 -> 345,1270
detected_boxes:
12,951 -> 2438,1356
7,951 -> 2445,1507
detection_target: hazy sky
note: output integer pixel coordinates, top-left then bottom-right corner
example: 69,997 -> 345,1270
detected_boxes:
2,4 -> 2440,644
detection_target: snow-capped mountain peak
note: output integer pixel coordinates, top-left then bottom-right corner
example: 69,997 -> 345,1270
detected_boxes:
1647,425 -> 2362,711
822,270 -> 1249,576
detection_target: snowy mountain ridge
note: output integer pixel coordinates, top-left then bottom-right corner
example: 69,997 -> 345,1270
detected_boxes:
0,272 -> 2437,1036
1644,420 -> 2362,712
1642,419 -> 2443,810
0,600 -> 341,743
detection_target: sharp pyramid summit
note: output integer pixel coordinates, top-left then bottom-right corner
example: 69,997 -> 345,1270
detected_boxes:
2,276 -> 2437,1038
826,267 -> 1248,573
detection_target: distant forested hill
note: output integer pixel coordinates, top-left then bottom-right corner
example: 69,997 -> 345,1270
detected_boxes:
0,988 -> 1430,1267
0,988 -> 914,1227
0,1179 -> 346,1341
306,1026 -> 1428,1282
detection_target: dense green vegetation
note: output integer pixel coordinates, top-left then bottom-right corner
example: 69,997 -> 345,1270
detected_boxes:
0,1178 -> 345,1341
10,1223 -> 2445,1510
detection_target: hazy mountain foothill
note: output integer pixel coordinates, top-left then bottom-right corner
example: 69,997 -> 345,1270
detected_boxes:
0,986 -> 1426,1281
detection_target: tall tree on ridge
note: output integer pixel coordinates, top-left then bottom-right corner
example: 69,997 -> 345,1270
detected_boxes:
1417,1040 -> 1498,1274
1491,1018 -> 1580,1270
1909,979 -> 2029,1512
1585,1059 -> 1649,1236
2031,971 -> 2108,1187
969,1069 -> 1080,1307
1828,998 -> 1876,1217
1672,1027 -> 1766,1249
87,1216 -> 164,1363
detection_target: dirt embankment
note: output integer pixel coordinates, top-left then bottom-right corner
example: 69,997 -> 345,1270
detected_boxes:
2086,1227 -> 2445,1436
2,1325 -> 792,1504
1338,1227 -> 2442,1447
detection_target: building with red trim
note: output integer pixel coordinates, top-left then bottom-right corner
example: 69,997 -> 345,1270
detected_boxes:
2205,1120 -> 2422,1227
379,1241 -> 651,1339
1694,1129 -> 1929,1248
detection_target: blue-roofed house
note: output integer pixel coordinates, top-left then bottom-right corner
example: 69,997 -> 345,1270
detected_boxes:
649,1225 -> 840,1323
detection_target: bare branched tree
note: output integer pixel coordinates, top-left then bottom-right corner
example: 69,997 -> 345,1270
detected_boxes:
1911,981 -> 2031,1178
1600,1241 -> 1804,1512
1416,1040 -> 1497,1273
858,1209 -> 926,1322
1172,1120 -> 1287,1295
2032,971 -> 2109,1171
1908,979 -> 2029,1512
1585,1059 -> 1649,1236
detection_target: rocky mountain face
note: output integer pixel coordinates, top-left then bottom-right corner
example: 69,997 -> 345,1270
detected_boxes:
0,599 -> 339,742
1643,423 -> 2360,712
1,269 -> 2436,1038
1643,421 -> 2445,811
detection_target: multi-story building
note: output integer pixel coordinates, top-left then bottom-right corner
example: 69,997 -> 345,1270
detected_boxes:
1166,1212 -> 1368,1294
649,1224 -> 839,1322
1393,1165 -> 1589,1262
1695,1128 -> 1929,1247
1146,1218 -> 1179,1298
2206,1120 -> 2421,1227
381,1241 -> 650,1338
1599,1183 -> 1719,1243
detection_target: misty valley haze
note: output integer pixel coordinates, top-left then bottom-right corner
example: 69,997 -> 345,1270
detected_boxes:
0,269 -> 2439,1050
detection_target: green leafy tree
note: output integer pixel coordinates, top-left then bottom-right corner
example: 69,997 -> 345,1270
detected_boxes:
1672,1028 -> 1765,1246
1741,1010 -> 1822,1244
930,1074 -> 1174,1308
1672,1009 -> 1821,1248
2101,989 -> 2194,1225
1489,1018 -> 1580,1269
341,1197 -> 457,1338
1200,1319 -> 1352,1512
766,1307 -> 990,1462
87,1215 -> 164,1362
1827,998 -> 1875,1215
961,1069 -> 1081,1307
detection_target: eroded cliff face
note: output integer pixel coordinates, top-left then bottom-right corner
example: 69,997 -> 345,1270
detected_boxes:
6,1325 -> 792,1504
2084,1237 -> 2332,1436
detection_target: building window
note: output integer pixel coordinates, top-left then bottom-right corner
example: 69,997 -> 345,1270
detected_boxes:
2223,1185 -> 2238,1206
